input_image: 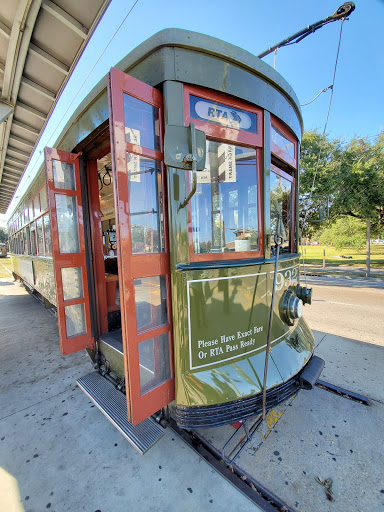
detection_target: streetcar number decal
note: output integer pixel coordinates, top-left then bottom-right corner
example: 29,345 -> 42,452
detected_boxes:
275,266 -> 299,291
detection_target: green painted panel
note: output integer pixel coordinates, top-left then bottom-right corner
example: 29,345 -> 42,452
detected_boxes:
11,255 -> 56,306
187,271 -> 269,370
33,258 -> 56,306
178,349 -> 284,406
270,317 -> 314,382
171,256 -> 314,407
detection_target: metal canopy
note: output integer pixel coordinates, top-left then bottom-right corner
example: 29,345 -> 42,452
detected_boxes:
0,0 -> 111,214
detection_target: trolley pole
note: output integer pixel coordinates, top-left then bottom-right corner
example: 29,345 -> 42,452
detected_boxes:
257,2 -> 355,59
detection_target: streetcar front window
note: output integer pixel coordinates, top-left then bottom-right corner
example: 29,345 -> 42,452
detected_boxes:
191,141 -> 259,255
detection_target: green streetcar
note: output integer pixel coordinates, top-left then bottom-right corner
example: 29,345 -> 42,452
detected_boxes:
8,29 -> 323,435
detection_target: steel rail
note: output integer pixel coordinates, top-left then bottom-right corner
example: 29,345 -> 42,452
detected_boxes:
169,418 -> 295,512
316,379 -> 370,405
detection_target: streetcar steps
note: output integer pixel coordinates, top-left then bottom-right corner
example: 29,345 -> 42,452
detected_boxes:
77,372 -> 164,454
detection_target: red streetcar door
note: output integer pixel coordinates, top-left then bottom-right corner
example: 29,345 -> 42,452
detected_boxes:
107,68 -> 174,425
44,148 -> 94,356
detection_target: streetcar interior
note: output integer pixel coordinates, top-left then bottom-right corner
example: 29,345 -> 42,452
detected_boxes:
93,135 -> 170,397
96,152 -> 121,332
191,142 -> 259,255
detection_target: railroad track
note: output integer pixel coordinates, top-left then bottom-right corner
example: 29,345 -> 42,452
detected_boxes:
169,381 -> 370,511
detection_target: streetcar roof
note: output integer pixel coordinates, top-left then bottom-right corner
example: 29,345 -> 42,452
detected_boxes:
9,28 -> 303,217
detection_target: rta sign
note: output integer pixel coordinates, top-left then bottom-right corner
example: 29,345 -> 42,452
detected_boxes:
190,96 -> 257,132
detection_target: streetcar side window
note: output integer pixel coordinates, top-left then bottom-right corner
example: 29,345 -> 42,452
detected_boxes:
30,222 -> 37,255
270,116 -> 297,254
43,214 -> 52,256
33,194 -> 41,218
271,121 -> 297,168
28,202 -> 33,221
40,185 -> 48,212
36,217 -> 44,255
24,227 -> 30,255
19,229 -> 24,255
270,165 -> 294,253
8,186 -> 51,258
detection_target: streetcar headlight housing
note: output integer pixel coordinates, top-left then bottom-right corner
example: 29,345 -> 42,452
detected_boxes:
296,284 -> 312,305
280,289 -> 303,326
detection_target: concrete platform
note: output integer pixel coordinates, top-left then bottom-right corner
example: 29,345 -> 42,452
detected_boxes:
198,333 -> 384,511
2,273 -> 384,512
314,331 -> 384,403
194,277 -> 384,511
198,326 -> 384,512
236,386 -> 384,512
0,277 -> 261,512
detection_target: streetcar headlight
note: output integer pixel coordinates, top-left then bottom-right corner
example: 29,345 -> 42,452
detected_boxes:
289,295 -> 303,319
280,290 -> 303,326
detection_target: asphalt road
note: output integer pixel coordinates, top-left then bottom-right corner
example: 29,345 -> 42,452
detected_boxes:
302,275 -> 384,346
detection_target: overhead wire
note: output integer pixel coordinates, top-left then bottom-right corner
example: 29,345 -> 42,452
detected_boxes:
301,18 -> 346,285
300,85 -> 333,107
306,18 -> 345,216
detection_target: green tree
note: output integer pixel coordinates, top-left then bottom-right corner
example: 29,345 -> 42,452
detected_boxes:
300,131 -> 384,276
319,216 -> 366,251
300,131 -> 342,200
299,131 -> 342,239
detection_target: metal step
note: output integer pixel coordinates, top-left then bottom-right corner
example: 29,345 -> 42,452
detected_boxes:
77,372 -> 164,454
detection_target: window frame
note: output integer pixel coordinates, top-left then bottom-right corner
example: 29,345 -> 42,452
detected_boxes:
183,85 -> 264,262
184,85 -> 263,147
270,115 -> 298,169
270,163 -> 295,253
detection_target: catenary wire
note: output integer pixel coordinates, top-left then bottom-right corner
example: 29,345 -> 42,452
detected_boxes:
301,18 -> 345,286
300,85 -> 333,107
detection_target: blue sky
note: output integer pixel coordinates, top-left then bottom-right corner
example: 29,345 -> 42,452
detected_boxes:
2,0 -> 383,223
